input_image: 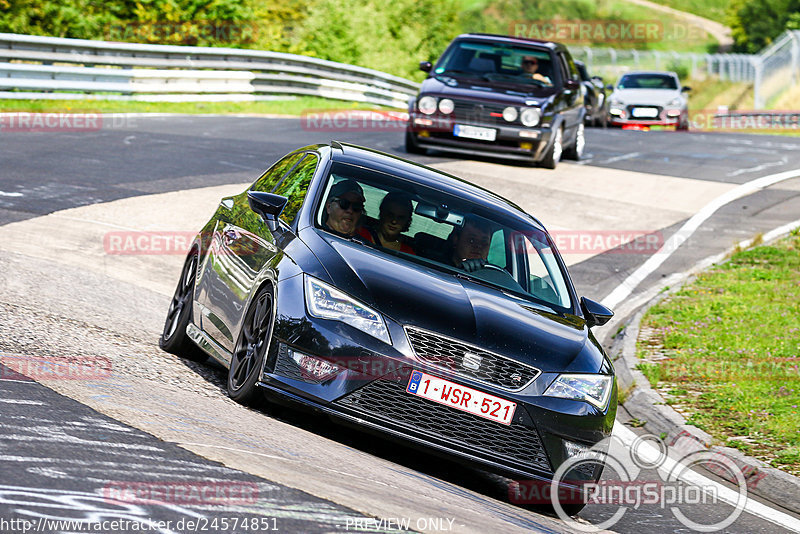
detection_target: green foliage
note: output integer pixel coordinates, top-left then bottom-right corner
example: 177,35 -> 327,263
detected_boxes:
295,0 -> 461,81
727,0 -> 800,53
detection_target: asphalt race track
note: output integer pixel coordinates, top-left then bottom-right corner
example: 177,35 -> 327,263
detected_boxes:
2,116 -> 800,533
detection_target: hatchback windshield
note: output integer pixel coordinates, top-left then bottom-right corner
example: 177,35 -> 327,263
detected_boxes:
433,40 -> 556,87
315,162 -> 573,310
618,73 -> 678,90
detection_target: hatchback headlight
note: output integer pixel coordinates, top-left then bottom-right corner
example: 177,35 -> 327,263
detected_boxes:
304,275 -> 391,344
667,97 -> 682,107
520,107 -> 541,127
418,96 -> 437,115
502,106 -> 518,122
544,374 -> 613,408
438,98 -> 455,114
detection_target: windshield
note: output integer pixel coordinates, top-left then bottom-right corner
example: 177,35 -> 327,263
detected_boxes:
433,40 -> 556,87
618,73 -> 678,90
315,162 -> 573,310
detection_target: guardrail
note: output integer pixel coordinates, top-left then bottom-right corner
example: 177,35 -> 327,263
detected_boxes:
0,33 -> 419,107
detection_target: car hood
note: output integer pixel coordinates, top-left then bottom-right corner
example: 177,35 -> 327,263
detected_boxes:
612,88 -> 682,105
420,76 -> 554,105
304,229 -> 595,372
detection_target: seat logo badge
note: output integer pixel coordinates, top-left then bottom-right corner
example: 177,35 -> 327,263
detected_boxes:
463,352 -> 482,370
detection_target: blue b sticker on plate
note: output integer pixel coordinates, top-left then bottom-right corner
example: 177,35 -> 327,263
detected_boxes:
407,370 -> 423,393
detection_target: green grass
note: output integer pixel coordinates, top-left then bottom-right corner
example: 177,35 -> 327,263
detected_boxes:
0,97 -> 401,115
638,232 -> 800,475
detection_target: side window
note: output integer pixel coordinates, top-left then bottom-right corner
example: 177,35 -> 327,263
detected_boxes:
273,153 -> 319,225
251,153 -> 304,193
566,55 -> 580,81
487,229 -> 507,269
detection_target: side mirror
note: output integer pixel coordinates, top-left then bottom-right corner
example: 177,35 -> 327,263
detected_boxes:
247,191 -> 288,233
592,75 -> 604,83
681,86 -> 691,92
580,297 -> 614,328
605,84 -> 614,91
564,79 -> 580,91
419,61 -> 432,73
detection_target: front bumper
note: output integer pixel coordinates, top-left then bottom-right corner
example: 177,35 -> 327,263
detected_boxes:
407,113 -> 554,163
259,274 -> 616,482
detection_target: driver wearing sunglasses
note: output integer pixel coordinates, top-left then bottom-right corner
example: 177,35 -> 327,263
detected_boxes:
521,55 -> 552,85
323,179 -> 366,237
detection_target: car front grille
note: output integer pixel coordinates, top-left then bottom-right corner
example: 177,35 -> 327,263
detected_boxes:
452,100 -> 507,124
338,377 -> 551,472
405,326 -> 540,392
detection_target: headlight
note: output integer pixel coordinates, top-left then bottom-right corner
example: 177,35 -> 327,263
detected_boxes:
438,98 -> 454,114
418,96 -> 437,115
544,374 -> 613,408
609,99 -> 623,107
304,275 -> 391,344
502,106 -> 518,122
520,107 -> 541,127
667,97 -> 682,107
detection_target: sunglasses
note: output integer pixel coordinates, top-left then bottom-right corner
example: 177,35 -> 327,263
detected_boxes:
332,197 -> 364,212
522,59 -> 538,65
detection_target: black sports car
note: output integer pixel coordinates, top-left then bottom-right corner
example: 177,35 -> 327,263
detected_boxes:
160,142 -> 616,508
406,33 -> 586,169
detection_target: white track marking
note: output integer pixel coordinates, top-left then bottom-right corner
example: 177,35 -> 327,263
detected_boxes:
614,424 -> 800,532
0,191 -> 24,197
602,167 -> 800,309
0,399 -> 44,405
600,152 -> 641,164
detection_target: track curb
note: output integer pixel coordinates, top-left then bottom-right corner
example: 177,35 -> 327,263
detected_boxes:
610,226 -> 800,515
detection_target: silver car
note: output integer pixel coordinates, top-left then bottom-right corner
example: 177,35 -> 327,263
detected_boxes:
606,71 -> 690,130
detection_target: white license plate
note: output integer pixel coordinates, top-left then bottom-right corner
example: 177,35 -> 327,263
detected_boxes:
454,124 -> 497,141
631,107 -> 659,118
406,370 -> 516,425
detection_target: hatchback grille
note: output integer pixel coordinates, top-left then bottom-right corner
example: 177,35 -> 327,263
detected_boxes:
338,378 -> 551,472
452,100 -> 507,124
405,327 -> 540,391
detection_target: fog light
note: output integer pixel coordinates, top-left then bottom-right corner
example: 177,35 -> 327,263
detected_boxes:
665,109 -> 681,117
519,142 -> 533,150
519,130 -> 539,139
290,349 -> 342,381
418,130 -> 430,137
414,117 -> 434,126
564,439 -> 591,458
609,108 -> 623,116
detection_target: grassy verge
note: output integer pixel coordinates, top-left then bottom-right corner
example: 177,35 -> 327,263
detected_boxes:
637,231 -> 800,476
0,97 -> 401,115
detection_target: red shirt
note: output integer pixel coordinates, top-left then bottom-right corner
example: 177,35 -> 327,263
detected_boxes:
358,227 -> 415,254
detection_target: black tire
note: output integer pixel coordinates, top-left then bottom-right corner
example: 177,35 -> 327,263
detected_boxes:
677,114 -> 690,131
563,123 -> 585,161
539,125 -> 563,169
159,248 -> 205,360
405,130 -> 425,155
228,284 -> 275,405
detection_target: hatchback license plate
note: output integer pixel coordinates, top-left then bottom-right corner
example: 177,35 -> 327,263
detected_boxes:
406,370 -> 516,425
454,124 -> 497,141
631,107 -> 659,118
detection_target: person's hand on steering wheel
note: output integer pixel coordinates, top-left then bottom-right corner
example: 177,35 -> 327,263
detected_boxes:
461,258 -> 487,272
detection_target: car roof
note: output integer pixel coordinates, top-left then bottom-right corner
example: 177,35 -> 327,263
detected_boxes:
452,33 -> 561,51
324,142 -> 545,230
620,70 -> 679,78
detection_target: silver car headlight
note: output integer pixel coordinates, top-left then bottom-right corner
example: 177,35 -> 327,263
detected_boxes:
304,275 -> 391,344
520,107 -> 541,127
609,98 -> 624,107
544,374 -> 613,408
667,97 -> 682,107
418,96 -> 437,115
502,106 -> 518,122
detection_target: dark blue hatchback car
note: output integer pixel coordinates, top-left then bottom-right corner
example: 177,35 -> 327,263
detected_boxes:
160,141 -> 616,508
